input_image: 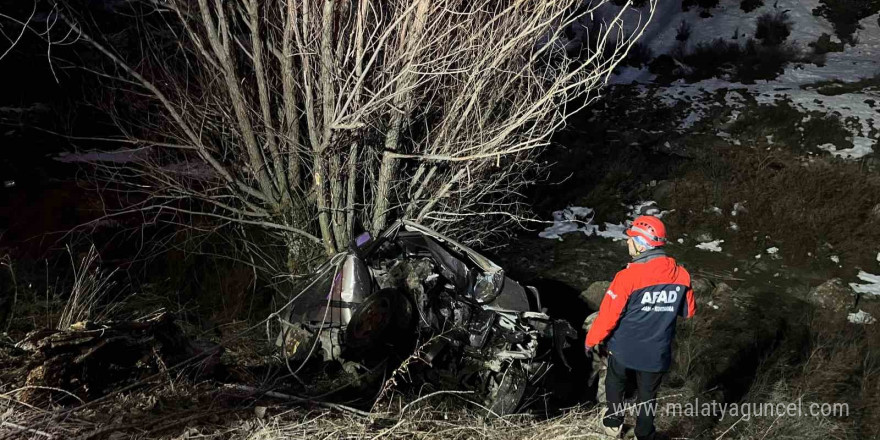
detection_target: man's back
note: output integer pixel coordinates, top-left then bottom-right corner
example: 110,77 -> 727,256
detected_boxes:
586,249 -> 694,372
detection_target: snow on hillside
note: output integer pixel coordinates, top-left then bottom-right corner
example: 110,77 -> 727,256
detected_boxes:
601,0 -> 879,158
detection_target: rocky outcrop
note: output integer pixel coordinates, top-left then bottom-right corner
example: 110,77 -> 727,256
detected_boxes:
808,278 -> 855,312
691,277 -> 715,298
580,281 -> 611,310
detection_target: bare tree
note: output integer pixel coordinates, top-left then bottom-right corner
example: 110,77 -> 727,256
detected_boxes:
49,0 -> 655,273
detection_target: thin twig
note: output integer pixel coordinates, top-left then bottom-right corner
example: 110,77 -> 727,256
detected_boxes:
223,384 -> 373,418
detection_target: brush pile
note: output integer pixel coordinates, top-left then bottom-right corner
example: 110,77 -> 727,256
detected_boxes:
12,312 -> 221,405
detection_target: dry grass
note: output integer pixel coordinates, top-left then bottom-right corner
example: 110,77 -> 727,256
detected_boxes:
57,245 -> 121,330
0,385 -> 609,440
667,143 -> 880,267
715,311 -> 880,440
243,406 -> 607,440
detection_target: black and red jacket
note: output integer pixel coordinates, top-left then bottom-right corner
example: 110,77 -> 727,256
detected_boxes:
585,249 -> 695,372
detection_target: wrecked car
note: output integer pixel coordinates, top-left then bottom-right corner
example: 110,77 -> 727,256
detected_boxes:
277,220 -> 576,414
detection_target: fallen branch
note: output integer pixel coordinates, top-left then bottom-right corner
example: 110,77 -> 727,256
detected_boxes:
1,421 -> 55,439
223,384 -> 373,418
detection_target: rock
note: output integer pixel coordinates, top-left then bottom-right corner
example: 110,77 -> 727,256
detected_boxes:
580,281 -> 611,310
711,282 -> 734,298
254,406 -> 267,419
808,278 -> 854,312
582,311 -> 599,332
651,180 -> 674,203
708,282 -> 748,310
691,277 -> 715,297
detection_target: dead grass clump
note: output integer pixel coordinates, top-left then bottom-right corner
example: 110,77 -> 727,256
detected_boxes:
727,312 -> 880,439
243,406 -> 607,440
57,245 -> 120,330
667,144 -> 880,266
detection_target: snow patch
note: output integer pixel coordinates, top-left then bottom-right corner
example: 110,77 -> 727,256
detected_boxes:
628,200 -> 669,218
696,239 -> 724,252
539,201 -> 669,241
538,206 -> 629,241
538,207 -> 595,240
848,310 -> 877,325
594,223 -> 629,240
849,271 -> 880,296
731,202 -> 746,216
818,138 -> 876,159
605,2 -> 880,159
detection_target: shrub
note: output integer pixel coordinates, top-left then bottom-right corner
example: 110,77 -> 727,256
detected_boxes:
736,39 -> 801,82
683,38 -> 743,81
682,0 -> 720,11
643,29 -> 807,84
806,74 -> 880,95
755,11 -> 793,46
813,0 -> 880,45
648,54 -> 677,82
810,33 -> 846,54
624,42 -> 653,68
676,20 -> 692,42
740,0 -> 764,12
668,37 -> 802,84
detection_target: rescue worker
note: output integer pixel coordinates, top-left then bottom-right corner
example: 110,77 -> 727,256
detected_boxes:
585,215 -> 695,439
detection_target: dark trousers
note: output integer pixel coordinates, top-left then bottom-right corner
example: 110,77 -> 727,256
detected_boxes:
603,355 -> 664,440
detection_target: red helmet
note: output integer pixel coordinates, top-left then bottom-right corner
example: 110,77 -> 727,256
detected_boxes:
626,215 -> 667,247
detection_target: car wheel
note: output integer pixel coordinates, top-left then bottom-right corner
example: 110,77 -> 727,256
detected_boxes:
485,360 -> 527,415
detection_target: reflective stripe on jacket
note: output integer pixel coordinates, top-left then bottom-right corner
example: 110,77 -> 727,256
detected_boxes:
585,249 -> 694,372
